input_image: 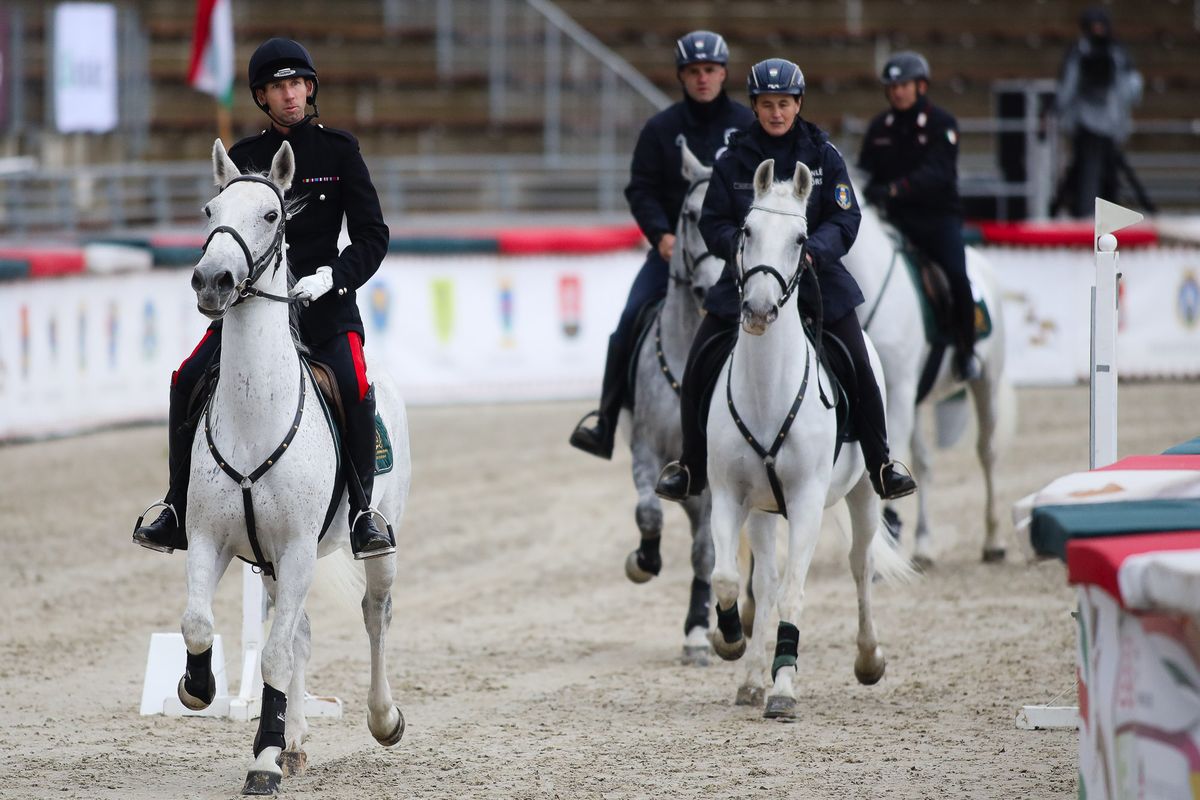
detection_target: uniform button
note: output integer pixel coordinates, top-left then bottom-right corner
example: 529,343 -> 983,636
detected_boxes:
319,194 -> 326,201
338,288 -> 347,296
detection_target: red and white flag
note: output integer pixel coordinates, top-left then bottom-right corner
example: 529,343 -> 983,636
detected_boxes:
187,0 -> 234,107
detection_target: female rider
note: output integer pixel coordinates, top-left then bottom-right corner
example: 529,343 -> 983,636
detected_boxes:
655,58 -> 917,502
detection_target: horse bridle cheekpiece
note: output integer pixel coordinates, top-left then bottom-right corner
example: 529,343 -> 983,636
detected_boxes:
737,203 -> 808,311
202,174 -> 293,307
673,178 -> 720,286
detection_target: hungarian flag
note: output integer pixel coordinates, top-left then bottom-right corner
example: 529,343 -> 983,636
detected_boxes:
187,0 -> 234,107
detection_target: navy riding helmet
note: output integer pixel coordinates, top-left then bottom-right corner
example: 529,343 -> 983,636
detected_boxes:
880,51 -> 930,86
746,58 -> 805,97
675,30 -> 729,68
248,38 -> 320,118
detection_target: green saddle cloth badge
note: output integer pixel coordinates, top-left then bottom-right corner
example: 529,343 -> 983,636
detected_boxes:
374,413 -> 393,475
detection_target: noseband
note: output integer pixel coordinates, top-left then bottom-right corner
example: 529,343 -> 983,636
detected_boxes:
202,174 -> 295,308
737,203 -> 809,311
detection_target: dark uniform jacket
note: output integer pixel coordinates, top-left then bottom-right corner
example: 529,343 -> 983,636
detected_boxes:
700,120 -> 864,323
230,119 -> 390,345
624,92 -> 754,247
857,96 -> 961,218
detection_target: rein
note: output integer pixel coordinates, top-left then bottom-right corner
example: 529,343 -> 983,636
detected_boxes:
860,242 -> 902,332
670,177 -> 718,286
203,174 -> 298,310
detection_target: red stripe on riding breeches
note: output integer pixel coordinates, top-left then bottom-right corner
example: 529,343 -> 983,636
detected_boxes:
173,329 -> 215,387
347,332 -> 369,401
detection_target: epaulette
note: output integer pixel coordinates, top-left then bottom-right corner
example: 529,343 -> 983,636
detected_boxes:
315,124 -> 358,146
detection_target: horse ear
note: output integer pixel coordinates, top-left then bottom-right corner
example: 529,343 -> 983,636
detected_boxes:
270,142 -> 295,192
753,159 -> 775,197
212,139 -> 240,187
792,162 -> 813,203
679,137 -> 705,184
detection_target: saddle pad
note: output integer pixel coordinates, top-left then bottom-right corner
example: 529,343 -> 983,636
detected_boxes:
898,244 -> 993,346
1066,532 -> 1200,610
1031,498 -> 1200,560
374,414 -> 393,475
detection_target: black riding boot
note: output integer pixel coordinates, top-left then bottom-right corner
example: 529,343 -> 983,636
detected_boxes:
954,302 -> 980,381
346,385 -> 395,560
569,333 -> 626,460
133,386 -> 196,553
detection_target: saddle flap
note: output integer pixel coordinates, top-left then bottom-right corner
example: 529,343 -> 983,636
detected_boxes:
307,360 -> 347,431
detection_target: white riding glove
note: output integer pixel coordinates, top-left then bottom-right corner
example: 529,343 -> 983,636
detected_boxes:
289,266 -> 334,306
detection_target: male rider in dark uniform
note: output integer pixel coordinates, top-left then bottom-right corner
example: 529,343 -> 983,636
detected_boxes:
858,51 -> 979,381
569,30 -> 754,459
133,38 -> 394,559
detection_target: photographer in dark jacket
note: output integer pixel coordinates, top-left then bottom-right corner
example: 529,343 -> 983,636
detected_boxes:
133,38 -> 394,560
858,51 -> 979,381
569,30 -> 753,459
655,58 -> 916,503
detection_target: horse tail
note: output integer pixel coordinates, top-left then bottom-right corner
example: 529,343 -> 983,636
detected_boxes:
313,547 -> 367,616
869,518 -> 919,584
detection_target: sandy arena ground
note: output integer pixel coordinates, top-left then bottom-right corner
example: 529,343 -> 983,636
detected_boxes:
1,383 -> 1198,799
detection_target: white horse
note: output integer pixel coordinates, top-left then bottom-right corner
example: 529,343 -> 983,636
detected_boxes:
179,139 -> 408,795
706,159 -> 914,719
622,139 -> 725,665
844,195 -> 1016,567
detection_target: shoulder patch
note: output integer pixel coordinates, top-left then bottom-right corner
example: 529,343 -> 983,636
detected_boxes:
834,183 -> 853,210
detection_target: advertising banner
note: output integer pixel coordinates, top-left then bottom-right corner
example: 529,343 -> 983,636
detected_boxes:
53,3 -> 118,133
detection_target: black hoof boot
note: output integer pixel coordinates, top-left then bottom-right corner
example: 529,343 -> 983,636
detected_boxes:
351,513 -> 396,560
132,505 -> 186,554
654,461 -> 690,502
872,461 -> 918,501
568,411 -> 614,460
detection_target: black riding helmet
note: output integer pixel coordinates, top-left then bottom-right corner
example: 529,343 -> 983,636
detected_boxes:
248,38 -> 320,124
746,58 -> 805,97
880,51 -> 930,86
675,30 -> 729,68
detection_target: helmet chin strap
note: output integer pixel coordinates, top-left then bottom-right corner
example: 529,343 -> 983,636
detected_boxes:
258,98 -> 320,130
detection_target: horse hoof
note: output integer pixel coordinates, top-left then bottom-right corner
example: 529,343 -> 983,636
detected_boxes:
911,553 -> 934,573
982,547 -> 1006,564
854,654 -> 887,686
241,771 -> 281,796
681,644 -> 710,667
177,674 -> 215,711
370,705 -> 405,747
736,686 -> 765,707
278,749 -> 307,778
709,631 -> 746,662
624,550 -> 657,584
763,695 -> 797,720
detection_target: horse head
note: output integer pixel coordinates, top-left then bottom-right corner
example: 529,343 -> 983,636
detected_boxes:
738,158 -> 812,335
191,139 -> 295,319
675,138 -> 723,310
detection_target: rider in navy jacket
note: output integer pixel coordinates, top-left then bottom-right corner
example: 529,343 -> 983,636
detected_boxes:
569,30 -> 754,460
858,51 -> 978,380
133,39 -> 394,560
655,58 -> 917,504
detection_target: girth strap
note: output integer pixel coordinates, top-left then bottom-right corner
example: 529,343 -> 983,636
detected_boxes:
204,360 -> 307,579
725,342 -> 812,519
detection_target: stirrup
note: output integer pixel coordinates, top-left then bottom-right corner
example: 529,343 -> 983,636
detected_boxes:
132,500 -> 180,553
654,461 -> 692,502
350,508 -> 396,560
876,460 -> 917,501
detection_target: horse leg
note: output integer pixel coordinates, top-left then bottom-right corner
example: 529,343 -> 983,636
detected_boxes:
737,511 -> 776,707
763,485 -> 825,721
708,489 -> 749,663
363,553 -> 404,746
845,477 -> 887,685
243,547 -> 315,796
179,535 -> 233,710
910,413 -> 936,570
971,375 -> 1006,563
680,493 -> 714,666
625,439 -> 664,584
278,608 -> 311,778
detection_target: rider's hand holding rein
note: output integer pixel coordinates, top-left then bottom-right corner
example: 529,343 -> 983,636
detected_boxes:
290,265 -> 334,305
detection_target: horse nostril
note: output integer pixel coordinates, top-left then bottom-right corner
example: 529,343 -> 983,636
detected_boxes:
692,287 -> 706,302
741,300 -> 751,315
216,271 -> 234,292
190,272 -> 202,292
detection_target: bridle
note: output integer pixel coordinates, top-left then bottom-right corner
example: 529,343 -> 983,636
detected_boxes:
201,174 -> 297,312
737,203 -> 809,312
671,177 -> 720,286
